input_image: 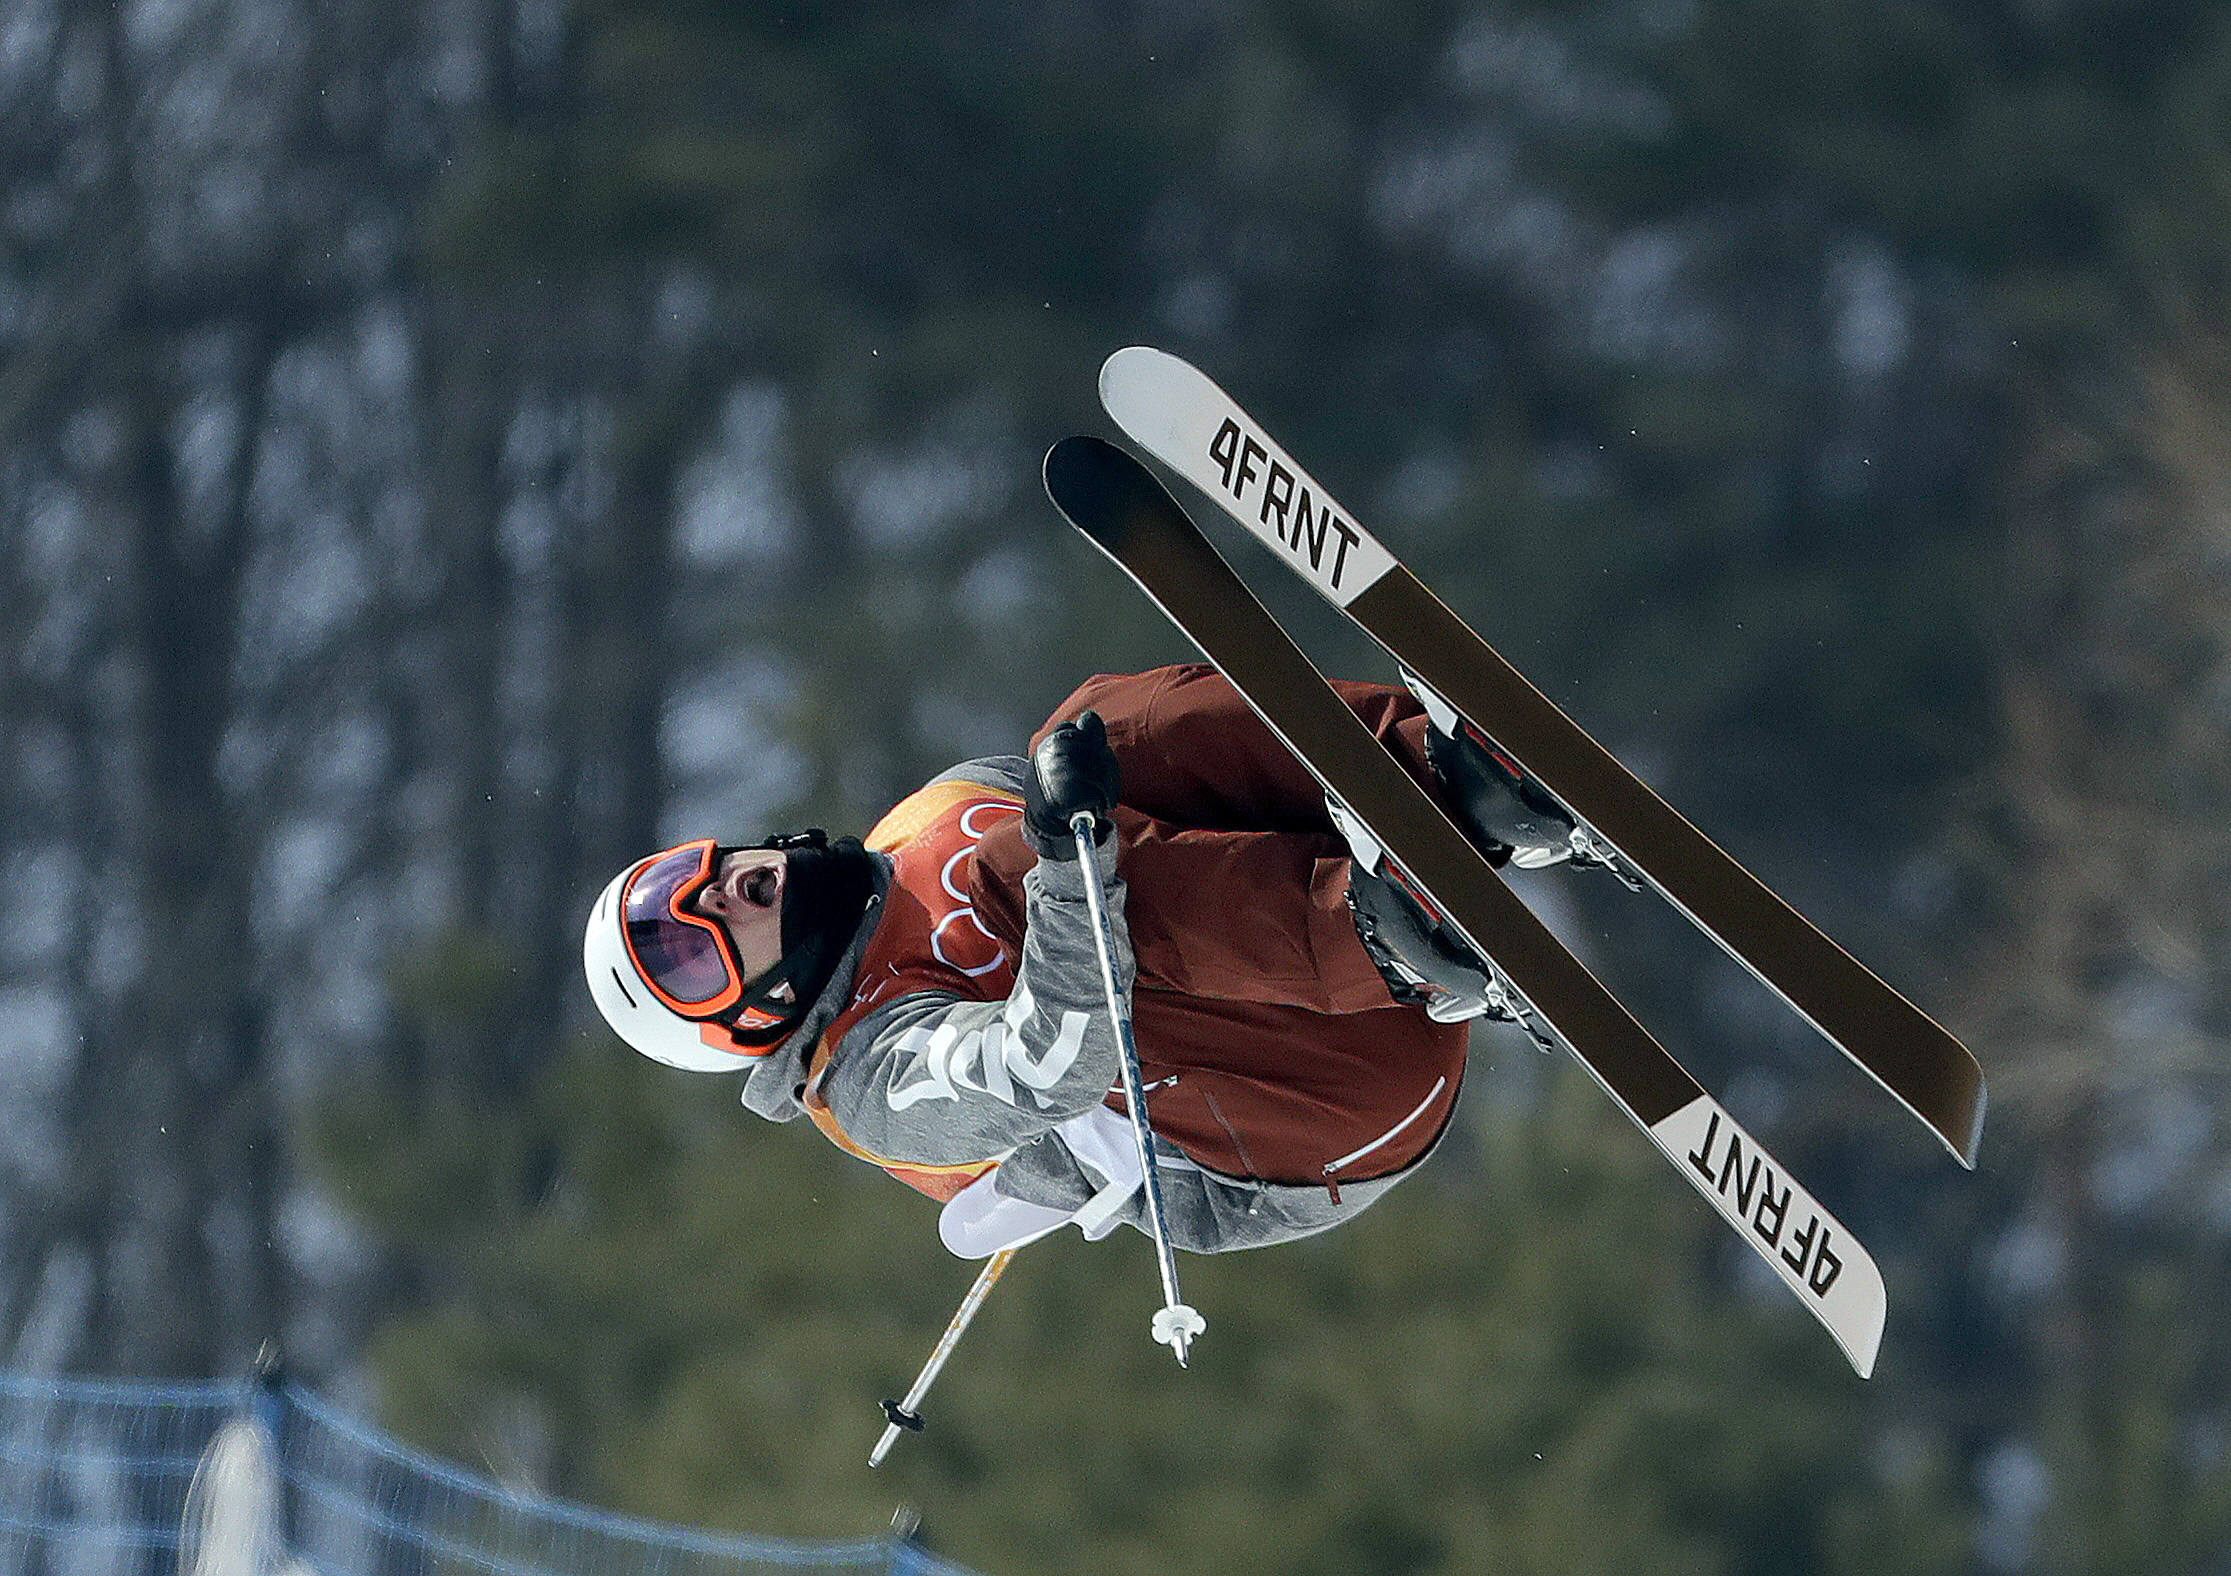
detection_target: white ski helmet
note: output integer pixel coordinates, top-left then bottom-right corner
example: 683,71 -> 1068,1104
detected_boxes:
583,838 -> 800,1072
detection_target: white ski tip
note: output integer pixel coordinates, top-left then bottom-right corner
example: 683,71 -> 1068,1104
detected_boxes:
1098,346 -> 1397,607
1647,1096 -> 1886,1378
1098,345 -> 1182,416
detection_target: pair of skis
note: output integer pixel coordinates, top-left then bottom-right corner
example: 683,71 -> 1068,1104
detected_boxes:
1040,348 -> 1986,1379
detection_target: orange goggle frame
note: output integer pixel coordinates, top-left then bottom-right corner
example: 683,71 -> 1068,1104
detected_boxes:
621,839 -> 744,1019
620,838 -> 803,1045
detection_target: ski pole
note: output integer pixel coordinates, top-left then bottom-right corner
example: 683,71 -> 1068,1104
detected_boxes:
869,1248 -> 1016,1468
1070,811 -> 1206,1365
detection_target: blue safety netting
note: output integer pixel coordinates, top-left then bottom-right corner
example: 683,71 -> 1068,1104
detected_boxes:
0,1370 -> 982,1576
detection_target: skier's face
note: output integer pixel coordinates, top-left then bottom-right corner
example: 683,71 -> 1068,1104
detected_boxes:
692,848 -> 790,992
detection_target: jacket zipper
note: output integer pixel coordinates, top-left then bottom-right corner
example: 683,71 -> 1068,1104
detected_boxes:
1322,1077 -> 1447,1204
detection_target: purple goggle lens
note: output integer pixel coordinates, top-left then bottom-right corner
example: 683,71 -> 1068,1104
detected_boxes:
621,841 -> 742,1013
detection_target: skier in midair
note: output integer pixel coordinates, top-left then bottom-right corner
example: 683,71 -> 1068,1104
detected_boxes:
583,663 -> 1573,1258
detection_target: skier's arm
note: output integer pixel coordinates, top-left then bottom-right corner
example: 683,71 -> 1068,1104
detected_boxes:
812,712 -> 1130,1168
810,850 -> 1130,1167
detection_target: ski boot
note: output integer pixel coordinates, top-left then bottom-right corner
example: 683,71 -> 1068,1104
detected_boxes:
1347,861 -> 1504,1023
1323,795 -> 1491,1023
1331,799 -> 1557,1044
1416,708 -> 1575,870
1405,670 -> 1635,884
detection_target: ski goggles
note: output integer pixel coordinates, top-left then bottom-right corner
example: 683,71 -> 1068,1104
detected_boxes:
620,839 -> 748,1020
620,833 -> 826,1043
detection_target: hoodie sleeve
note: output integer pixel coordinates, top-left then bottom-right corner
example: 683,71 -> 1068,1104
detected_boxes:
810,848 -> 1130,1169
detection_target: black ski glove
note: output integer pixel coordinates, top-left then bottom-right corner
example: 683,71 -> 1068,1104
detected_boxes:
1022,711 -> 1120,860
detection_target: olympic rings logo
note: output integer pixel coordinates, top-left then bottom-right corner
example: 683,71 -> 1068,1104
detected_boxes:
928,800 -> 1021,979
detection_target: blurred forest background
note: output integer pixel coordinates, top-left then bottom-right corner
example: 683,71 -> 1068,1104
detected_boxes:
5,0 -> 2231,1571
